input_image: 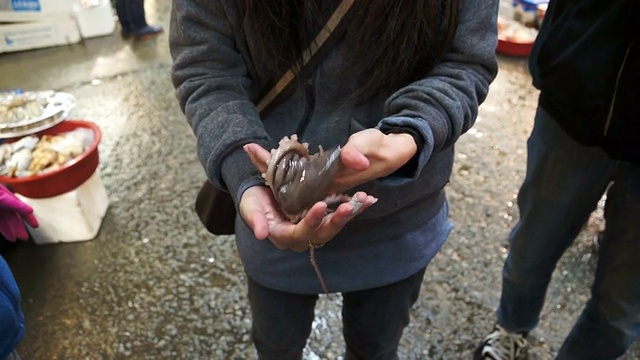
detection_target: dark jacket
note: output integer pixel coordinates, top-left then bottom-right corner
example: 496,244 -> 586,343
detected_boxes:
170,0 -> 498,293
0,256 -> 24,359
529,0 -> 640,163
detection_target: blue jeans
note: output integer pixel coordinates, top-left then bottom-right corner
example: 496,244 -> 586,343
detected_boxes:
247,267 -> 427,360
497,107 -> 640,359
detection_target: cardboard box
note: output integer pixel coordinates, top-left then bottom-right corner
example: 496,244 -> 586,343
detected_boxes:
0,17 -> 81,53
17,170 -> 110,245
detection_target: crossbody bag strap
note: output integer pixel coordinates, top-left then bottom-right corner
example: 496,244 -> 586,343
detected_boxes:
255,0 -> 356,116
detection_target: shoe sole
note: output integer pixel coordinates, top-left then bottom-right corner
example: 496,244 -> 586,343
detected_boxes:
134,32 -> 163,41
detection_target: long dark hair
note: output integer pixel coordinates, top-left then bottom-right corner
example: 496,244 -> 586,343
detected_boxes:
241,0 -> 460,102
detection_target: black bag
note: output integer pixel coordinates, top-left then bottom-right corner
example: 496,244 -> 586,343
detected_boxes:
195,181 -> 236,235
194,0 -> 356,235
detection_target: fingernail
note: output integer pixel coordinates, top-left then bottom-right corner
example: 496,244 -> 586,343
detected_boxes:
243,144 -> 254,155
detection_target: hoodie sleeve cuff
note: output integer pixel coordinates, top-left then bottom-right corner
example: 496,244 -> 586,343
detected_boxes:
377,116 -> 435,184
219,148 -> 266,204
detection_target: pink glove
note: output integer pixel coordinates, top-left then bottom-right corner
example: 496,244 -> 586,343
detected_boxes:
0,184 -> 39,241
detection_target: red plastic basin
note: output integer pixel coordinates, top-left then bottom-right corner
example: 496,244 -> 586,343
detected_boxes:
497,37 -> 535,57
0,120 -> 102,198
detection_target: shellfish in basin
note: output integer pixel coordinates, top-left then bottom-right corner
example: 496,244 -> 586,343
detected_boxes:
263,134 -> 345,222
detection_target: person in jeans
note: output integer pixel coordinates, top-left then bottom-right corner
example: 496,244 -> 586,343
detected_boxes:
1,256 -> 25,360
170,0 -> 498,358
474,0 -> 639,359
114,0 -> 163,41
0,184 -> 39,360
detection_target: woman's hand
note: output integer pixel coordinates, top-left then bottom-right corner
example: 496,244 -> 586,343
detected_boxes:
0,185 -> 39,241
243,144 -> 270,174
332,129 -> 418,193
243,129 -> 418,197
239,185 -> 377,251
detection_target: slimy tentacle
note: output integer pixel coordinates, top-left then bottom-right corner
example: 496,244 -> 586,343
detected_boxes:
263,135 -> 344,222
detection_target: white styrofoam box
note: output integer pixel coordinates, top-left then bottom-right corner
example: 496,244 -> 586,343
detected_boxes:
0,0 -> 75,22
16,171 -> 110,245
73,0 -> 115,39
0,18 -> 81,53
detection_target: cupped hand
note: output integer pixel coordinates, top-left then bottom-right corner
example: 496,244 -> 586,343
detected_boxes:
244,129 -> 418,197
239,185 -> 377,252
0,185 -> 39,241
332,129 -> 418,193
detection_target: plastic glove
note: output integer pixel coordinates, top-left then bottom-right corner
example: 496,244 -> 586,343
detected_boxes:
0,185 -> 38,241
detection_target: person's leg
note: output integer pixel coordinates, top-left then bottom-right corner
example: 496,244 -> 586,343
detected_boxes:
127,0 -> 163,40
247,276 -> 318,360
342,267 -> 426,360
556,162 -> 640,359
497,107 -> 615,333
127,0 -> 148,31
114,0 -> 133,37
115,0 -> 162,40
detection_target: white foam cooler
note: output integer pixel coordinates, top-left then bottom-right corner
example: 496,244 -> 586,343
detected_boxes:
17,170 -> 110,245
73,0 -> 116,39
0,16 -> 81,53
0,0 -> 75,22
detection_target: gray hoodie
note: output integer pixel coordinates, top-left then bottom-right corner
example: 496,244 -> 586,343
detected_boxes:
170,0 -> 498,294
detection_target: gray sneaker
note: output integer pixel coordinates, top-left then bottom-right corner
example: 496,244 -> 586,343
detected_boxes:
474,324 -> 529,360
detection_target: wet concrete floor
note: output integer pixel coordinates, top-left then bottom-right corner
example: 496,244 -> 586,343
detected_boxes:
0,1 -> 638,359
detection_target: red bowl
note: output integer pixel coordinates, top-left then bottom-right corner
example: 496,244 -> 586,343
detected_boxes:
496,36 -> 535,57
0,120 -> 102,198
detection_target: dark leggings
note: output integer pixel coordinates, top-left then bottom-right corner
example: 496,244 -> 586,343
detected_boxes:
247,267 -> 427,360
